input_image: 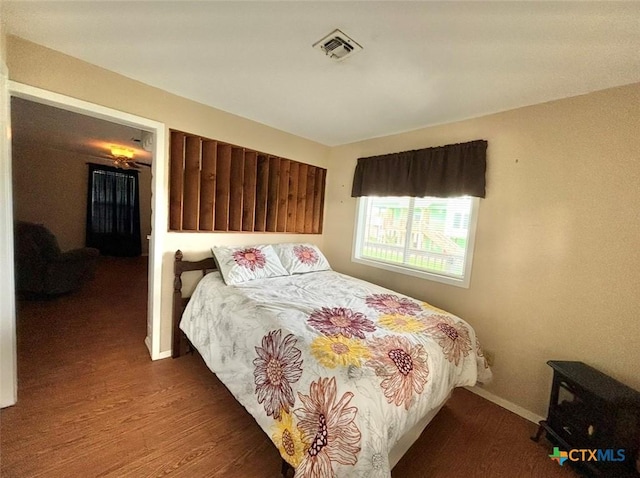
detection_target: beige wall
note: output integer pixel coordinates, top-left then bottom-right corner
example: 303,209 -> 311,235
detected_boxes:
12,144 -> 152,254
324,82 -> 640,417
0,7 -> 5,63
7,36 -> 330,353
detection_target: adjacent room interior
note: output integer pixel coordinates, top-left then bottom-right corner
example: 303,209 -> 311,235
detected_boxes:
11,98 -> 153,257
10,96 -> 154,357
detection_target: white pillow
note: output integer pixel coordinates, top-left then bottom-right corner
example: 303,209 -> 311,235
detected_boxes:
212,245 -> 289,285
273,243 -> 331,275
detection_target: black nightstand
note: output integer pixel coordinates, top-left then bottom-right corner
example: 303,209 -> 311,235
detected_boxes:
533,361 -> 640,477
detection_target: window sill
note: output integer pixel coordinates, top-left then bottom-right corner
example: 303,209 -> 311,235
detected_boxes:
351,256 -> 470,289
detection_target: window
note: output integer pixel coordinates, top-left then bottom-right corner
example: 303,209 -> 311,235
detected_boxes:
90,169 -> 138,235
353,196 -> 479,287
86,164 -> 141,257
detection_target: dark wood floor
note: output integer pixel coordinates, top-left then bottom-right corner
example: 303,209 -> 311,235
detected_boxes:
1,257 -> 577,478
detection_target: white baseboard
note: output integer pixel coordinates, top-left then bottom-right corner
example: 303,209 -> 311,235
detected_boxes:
155,349 -> 172,360
144,336 -> 172,360
465,385 -> 544,425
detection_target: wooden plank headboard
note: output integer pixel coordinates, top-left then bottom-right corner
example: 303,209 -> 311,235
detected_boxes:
172,250 -> 218,358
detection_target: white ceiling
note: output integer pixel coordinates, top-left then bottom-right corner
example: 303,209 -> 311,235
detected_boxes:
5,1 -> 640,146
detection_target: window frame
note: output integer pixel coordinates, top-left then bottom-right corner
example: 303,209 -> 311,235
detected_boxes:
352,195 -> 480,288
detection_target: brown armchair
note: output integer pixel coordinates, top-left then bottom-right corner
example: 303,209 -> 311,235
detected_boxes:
14,221 -> 99,296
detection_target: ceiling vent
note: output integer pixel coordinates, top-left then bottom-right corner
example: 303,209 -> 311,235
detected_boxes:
313,29 -> 363,61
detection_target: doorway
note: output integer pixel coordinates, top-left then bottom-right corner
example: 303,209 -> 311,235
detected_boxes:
2,82 -> 166,406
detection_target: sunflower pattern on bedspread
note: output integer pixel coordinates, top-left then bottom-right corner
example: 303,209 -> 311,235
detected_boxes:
180,270 -> 492,478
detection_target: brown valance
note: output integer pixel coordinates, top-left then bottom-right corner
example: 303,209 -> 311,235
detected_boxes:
351,140 -> 487,198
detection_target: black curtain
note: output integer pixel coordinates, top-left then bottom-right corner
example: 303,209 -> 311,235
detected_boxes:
86,164 -> 141,257
351,140 -> 487,198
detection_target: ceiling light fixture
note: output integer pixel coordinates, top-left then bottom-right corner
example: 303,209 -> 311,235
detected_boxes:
110,145 -> 135,169
110,145 -> 134,159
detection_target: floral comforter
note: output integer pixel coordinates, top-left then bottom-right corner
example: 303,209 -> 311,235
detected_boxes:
180,270 -> 492,478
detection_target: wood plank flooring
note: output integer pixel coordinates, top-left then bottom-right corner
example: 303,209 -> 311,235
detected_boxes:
1,257 -> 577,478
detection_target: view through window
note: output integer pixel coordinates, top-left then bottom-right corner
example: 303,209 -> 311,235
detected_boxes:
354,196 -> 477,286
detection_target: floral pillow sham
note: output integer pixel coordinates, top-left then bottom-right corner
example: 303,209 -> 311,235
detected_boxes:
212,245 -> 289,285
273,243 -> 331,274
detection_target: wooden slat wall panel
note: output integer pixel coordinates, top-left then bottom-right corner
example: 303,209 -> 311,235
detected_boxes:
214,144 -> 231,231
317,169 -> 326,234
312,168 -> 325,234
169,131 -> 185,230
266,156 -> 280,232
199,140 -> 217,231
296,164 -> 308,233
254,155 -> 269,232
182,136 -> 201,230
169,130 -> 327,234
242,151 -> 257,232
229,148 -> 245,231
304,167 -> 316,233
286,162 -> 299,233
276,159 -> 290,232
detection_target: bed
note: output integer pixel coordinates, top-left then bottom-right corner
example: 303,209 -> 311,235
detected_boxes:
172,246 -> 492,478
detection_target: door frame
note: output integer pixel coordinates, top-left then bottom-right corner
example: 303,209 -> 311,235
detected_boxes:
2,81 -> 167,405
0,60 -> 17,408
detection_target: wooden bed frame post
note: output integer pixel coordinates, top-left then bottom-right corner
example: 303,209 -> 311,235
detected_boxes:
172,250 -> 218,358
172,250 -> 184,358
